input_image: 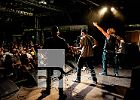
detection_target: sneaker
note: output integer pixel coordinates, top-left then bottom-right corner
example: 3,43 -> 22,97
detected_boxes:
92,77 -> 97,84
114,73 -> 119,76
99,72 -> 107,76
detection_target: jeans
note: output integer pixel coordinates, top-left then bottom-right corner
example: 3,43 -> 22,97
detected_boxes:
102,51 -> 118,74
76,56 -> 96,80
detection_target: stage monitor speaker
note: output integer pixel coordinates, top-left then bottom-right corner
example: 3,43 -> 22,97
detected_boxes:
131,65 -> 140,89
0,78 -> 19,98
124,65 -> 140,100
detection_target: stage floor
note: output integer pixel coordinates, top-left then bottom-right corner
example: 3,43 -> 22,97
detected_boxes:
2,63 -> 132,100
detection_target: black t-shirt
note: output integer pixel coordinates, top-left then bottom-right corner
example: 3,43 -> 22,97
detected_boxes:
43,36 -> 69,53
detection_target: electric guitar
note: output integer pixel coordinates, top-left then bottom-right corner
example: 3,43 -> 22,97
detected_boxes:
66,46 -> 81,57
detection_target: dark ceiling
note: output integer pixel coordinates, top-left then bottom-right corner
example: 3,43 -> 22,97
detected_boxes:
0,0 -> 140,31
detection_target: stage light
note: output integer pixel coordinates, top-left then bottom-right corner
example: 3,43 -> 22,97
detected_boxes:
99,7 -> 108,16
88,5 -> 124,24
110,7 -> 115,12
110,7 -> 118,15
110,7 -> 124,20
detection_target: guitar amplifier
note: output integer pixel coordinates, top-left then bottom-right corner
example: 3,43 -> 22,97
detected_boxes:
0,78 -> 19,98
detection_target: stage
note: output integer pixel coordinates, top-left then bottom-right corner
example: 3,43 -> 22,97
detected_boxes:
1,64 -> 132,100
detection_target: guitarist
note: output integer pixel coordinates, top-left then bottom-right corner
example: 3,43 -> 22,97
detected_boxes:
73,28 -> 97,84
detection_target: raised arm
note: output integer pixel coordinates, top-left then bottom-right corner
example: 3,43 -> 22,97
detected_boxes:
93,22 -> 110,38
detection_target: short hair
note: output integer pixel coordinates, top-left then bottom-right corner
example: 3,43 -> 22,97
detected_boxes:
51,25 -> 59,33
107,28 -> 116,34
81,28 -> 87,34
